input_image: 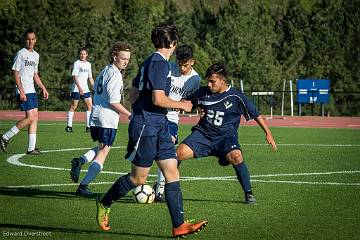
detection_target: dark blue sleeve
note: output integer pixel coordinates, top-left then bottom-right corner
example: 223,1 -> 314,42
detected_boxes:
186,86 -> 208,110
237,92 -> 260,121
148,60 -> 169,91
132,71 -> 140,88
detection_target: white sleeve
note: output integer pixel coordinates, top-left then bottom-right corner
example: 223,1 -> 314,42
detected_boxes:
12,51 -> 22,72
107,73 -> 122,104
72,61 -> 79,76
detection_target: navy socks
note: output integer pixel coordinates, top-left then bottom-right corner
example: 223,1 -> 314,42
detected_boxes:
165,181 -> 184,228
233,162 -> 252,194
101,174 -> 136,207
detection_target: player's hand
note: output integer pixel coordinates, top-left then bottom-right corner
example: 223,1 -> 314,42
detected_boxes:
79,88 -> 84,95
19,92 -> 27,101
42,88 -> 49,100
180,100 -> 193,112
266,133 -> 277,150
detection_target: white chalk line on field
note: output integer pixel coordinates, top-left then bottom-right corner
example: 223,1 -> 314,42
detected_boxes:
4,146 -> 360,188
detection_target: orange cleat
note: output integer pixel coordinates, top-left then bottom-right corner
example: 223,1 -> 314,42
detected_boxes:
96,196 -> 111,231
172,220 -> 208,238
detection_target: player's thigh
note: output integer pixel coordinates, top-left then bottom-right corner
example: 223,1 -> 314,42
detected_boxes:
84,94 -> 92,108
156,158 -> 179,182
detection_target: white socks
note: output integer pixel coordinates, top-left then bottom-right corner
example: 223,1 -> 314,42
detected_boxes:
28,134 -> 36,151
86,111 -> 91,128
67,111 -> 74,127
82,147 -> 98,164
155,168 -> 166,195
3,125 -> 20,140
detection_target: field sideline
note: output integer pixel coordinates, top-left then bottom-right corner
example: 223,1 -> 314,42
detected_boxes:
0,119 -> 359,239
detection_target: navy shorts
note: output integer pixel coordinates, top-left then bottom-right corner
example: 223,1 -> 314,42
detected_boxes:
71,92 -> 91,100
125,120 -> 176,168
90,127 -> 117,146
181,129 -> 241,161
17,93 -> 38,111
167,120 -> 179,144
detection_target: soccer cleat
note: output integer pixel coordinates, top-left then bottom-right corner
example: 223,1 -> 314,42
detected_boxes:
26,147 -> 41,155
0,136 -> 9,153
154,193 -> 166,203
65,126 -> 73,133
70,158 -> 82,183
76,184 -> 94,197
172,220 -> 208,238
96,196 -> 111,231
245,193 -> 256,204
85,127 -> 90,133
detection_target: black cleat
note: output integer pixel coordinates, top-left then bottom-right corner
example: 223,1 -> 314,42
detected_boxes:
76,184 -> 94,197
245,193 -> 256,204
85,127 -> 90,133
154,193 -> 166,203
70,158 -> 82,183
26,147 -> 41,155
65,126 -> 73,133
0,136 -> 9,153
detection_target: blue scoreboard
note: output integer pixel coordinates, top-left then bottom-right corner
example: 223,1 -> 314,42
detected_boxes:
296,79 -> 330,103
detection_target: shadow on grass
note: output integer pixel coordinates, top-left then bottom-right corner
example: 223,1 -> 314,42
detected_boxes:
0,187 -> 134,203
0,223 -> 169,239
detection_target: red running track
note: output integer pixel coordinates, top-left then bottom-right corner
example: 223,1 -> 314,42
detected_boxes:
0,110 -> 359,129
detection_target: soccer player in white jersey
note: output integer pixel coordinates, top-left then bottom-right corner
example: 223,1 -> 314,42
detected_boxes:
65,48 -> 94,133
0,29 -> 49,154
69,42 -> 131,196
154,45 -> 200,202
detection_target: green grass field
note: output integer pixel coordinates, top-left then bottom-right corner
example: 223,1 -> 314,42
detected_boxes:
0,121 -> 359,239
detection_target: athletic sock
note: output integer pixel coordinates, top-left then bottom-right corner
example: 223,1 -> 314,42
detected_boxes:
3,126 -> 20,140
165,181 -> 184,228
101,174 -> 136,208
81,147 -> 98,164
155,168 -> 166,195
86,111 -> 91,128
67,111 -> 74,127
27,134 -> 36,152
80,160 -> 103,186
233,161 -> 252,194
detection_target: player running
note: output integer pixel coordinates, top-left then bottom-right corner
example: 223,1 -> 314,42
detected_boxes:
153,44 -> 201,202
95,23 -> 207,238
69,42 -> 131,196
65,48 -> 94,133
177,63 -> 277,204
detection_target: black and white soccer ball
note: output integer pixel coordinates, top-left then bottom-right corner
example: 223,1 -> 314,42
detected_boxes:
133,184 -> 155,204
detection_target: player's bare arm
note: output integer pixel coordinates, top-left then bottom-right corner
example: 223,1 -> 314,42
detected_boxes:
255,115 -> 277,150
34,73 -> 49,100
152,90 -> 192,112
89,77 -> 94,89
110,102 -> 131,118
13,70 -> 26,101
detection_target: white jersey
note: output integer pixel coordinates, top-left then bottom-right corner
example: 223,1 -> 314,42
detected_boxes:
90,64 -> 123,129
167,62 -> 201,124
71,60 -> 92,93
12,48 -> 39,94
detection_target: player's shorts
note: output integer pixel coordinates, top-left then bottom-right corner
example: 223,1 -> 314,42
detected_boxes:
181,129 -> 241,162
90,126 -> 117,146
167,120 -> 179,144
17,93 -> 38,111
70,92 -> 91,100
125,120 -> 176,168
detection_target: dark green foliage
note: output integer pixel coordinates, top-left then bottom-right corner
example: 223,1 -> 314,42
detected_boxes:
0,0 -> 359,115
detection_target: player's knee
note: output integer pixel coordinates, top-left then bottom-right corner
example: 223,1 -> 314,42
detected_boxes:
130,175 -> 147,186
176,145 -> 189,160
227,151 -> 243,165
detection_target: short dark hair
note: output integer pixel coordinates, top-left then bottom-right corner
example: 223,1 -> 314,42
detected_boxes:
151,22 -> 179,49
175,45 -> 193,63
24,28 -> 35,38
205,63 -> 228,79
79,47 -> 88,53
109,41 -> 132,63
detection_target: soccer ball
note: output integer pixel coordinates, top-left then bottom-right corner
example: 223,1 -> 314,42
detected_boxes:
133,184 -> 155,204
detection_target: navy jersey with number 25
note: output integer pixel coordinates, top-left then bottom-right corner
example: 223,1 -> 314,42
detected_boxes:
189,86 -> 260,138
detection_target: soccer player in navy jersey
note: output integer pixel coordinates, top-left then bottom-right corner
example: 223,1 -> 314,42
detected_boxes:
177,63 -> 277,204
95,23 -> 207,238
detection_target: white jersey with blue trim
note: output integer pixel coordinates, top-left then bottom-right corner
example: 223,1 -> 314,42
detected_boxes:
71,60 -> 92,93
12,48 -> 39,94
90,64 -> 123,129
166,62 -> 201,124
189,86 -> 260,138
